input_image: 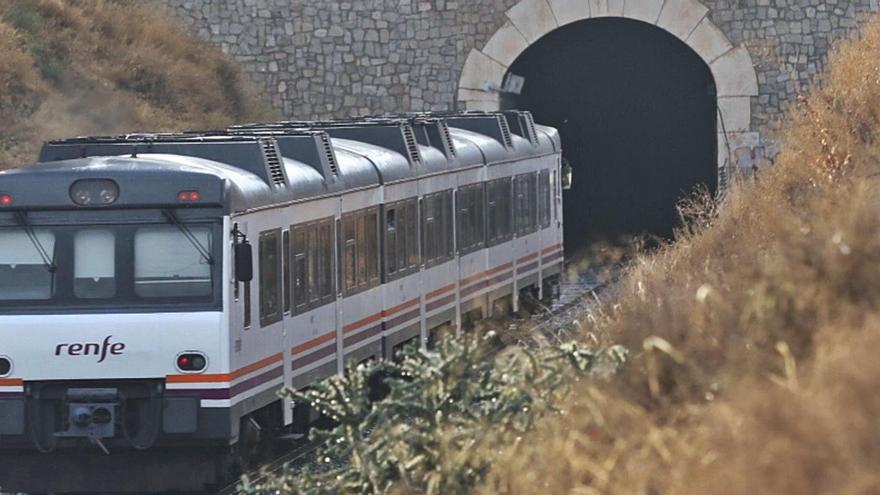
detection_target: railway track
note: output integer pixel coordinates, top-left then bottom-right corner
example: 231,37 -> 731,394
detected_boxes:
216,260 -> 615,495
214,437 -> 324,495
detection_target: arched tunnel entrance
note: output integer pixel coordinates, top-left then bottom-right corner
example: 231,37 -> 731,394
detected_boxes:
502,18 -> 718,249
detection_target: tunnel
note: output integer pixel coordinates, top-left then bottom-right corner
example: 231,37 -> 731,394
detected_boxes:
501,17 -> 718,249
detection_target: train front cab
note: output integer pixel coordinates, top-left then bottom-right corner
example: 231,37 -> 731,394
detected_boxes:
0,165 -> 249,492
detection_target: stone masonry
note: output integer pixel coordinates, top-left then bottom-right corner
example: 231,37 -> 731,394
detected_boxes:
164,0 -> 879,141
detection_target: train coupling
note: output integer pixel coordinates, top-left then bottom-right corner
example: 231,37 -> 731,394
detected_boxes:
55,388 -> 119,452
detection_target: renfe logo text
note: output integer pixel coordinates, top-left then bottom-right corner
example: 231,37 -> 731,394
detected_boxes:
55,336 -> 125,363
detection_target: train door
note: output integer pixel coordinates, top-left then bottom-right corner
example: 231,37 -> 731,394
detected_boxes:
338,188 -> 384,368
380,182 -> 422,359
513,162 -> 543,299
285,199 -> 341,406
456,170 -> 489,324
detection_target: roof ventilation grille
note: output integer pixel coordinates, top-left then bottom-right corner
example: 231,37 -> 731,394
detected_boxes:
260,139 -> 287,186
319,133 -> 340,176
524,112 -> 539,146
439,121 -> 457,157
402,124 -> 422,164
497,115 -> 513,149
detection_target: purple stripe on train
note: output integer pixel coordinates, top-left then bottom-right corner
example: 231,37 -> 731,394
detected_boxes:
385,308 -> 420,331
487,270 -> 513,286
343,323 -> 383,347
516,261 -> 539,274
542,250 -> 564,263
292,343 -> 336,369
461,280 -> 488,298
230,365 -> 284,397
426,294 -> 456,312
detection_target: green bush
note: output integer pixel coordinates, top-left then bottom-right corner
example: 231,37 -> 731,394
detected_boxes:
242,333 -> 626,495
4,4 -> 42,34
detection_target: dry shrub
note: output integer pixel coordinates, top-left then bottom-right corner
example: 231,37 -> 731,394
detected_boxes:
482,13 -> 880,495
0,0 -> 275,169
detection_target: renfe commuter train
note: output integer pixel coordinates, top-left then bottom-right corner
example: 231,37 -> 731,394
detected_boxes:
0,110 -> 564,493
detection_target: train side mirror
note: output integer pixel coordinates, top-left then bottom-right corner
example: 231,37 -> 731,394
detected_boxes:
562,160 -> 573,190
234,241 -> 253,283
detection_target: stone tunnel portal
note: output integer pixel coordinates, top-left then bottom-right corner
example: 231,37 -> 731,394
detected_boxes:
502,18 -> 718,248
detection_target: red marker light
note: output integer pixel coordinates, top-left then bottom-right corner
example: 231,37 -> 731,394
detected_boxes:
176,352 -> 207,372
0,194 -> 12,206
177,191 -> 201,202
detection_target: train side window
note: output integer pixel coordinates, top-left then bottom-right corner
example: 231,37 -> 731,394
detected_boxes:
307,226 -> 320,304
386,199 -> 420,279
487,178 -> 512,246
550,170 -> 558,222
386,207 -> 398,275
365,208 -> 380,287
343,215 -> 357,294
423,194 -> 437,266
540,169 -> 552,229
318,220 -> 335,302
259,229 -> 282,327
443,190 -> 454,257
406,200 -> 419,268
343,208 -> 379,295
282,230 -> 290,314
291,226 -> 308,312
422,190 -> 454,266
515,173 -> 538,235
356,214 -> 367,284
514,175 -> 524,234
457,184 -> 485,254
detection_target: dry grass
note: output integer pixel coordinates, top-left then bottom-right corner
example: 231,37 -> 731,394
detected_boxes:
481,13 -> 880,495
0,0 -> 275,169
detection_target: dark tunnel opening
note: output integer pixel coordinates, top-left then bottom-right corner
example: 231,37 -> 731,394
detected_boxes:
502,18 -> 718,250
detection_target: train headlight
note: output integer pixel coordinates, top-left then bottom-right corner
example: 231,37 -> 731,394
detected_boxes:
0,356 -> 10,376
0,193 -> 12,206
176,352 -> 208,373
69,179 -> 119,206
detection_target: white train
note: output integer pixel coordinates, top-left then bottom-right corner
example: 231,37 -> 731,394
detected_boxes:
0,111 -> 564,492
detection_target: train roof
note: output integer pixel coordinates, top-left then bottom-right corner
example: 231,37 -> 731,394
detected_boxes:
2,111 -> 558,214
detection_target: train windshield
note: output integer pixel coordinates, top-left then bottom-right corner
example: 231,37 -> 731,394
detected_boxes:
0,221 -> 221,311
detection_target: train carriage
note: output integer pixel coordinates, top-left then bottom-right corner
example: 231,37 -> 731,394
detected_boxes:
0,111 -> 563,493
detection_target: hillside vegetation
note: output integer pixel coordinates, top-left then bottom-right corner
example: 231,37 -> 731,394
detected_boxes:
480,13 -> 880,495
0,0 -> 274,169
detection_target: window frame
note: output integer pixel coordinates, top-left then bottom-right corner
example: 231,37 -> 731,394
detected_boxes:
289,217 -> 336,315
421,190 -> 454,268
341,207 -> 380,296
258,228 -> 283,328
539,169 -> 552,229
514,172 -> 538,236
487,177 -> 513,246
455,183 -> 486,256
384,198 -> 420,281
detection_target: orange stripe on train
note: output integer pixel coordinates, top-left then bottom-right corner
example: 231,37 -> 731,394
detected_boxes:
292,331 -> 336,355
426,283 -> 455,300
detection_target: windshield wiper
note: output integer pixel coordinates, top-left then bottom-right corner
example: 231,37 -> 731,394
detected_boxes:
14,211 -> 56,273
162,210 -> 215,265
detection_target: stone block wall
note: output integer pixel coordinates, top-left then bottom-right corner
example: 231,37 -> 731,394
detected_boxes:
164,0 -> 879,135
